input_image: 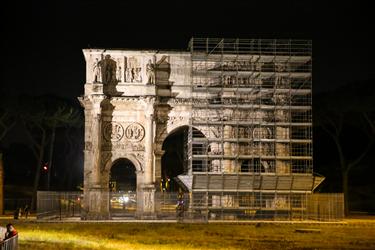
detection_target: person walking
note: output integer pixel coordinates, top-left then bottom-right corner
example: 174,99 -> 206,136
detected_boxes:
13,208 -> 21,219
23,205 -> 30,219
176,199 -> 185,221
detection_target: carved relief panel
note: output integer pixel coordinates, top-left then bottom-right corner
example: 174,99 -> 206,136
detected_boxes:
90,53 -> 161,85
103,122 -> 124,142
102,121 -> 146,155
103,122 -> 145,142
125,123 -> 145,141
125,57 -> 142,83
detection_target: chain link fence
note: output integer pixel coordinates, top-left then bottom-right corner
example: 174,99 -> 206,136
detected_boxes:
37,191 -> 344,221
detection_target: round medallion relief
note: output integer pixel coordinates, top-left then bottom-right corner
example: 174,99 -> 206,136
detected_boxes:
125,123 -> 145,141
103,122 -> 124,141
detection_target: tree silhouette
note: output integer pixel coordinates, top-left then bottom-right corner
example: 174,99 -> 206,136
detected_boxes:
19,95 -> 82,209
314,80 -> 375,215
59,126 -> 83,190
44,98 -> 82,190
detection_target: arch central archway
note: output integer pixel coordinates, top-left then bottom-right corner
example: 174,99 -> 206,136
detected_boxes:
161,126 -> 188,192
109,158 -> 138,217
161,126 -> 206,192
110,158 -> 137,192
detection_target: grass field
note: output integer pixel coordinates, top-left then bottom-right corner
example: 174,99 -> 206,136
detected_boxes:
2,219 -> 375,250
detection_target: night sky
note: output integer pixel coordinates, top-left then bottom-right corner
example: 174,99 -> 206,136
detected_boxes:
1,0 -> 374,99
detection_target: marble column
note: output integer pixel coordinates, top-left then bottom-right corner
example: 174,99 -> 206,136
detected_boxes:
154,149 -> 165,186
142,105 -> 156,216
85,99 -> 110,219
92,113 -> 102,185
144,113 -> 154,186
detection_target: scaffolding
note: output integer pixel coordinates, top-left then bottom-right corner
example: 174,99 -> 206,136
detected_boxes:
75,40 -> 343,221
181,38 -> 323,219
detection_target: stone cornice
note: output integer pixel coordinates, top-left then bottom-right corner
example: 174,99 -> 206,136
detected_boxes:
78,95 -> 107,109
82,49 -> 190,57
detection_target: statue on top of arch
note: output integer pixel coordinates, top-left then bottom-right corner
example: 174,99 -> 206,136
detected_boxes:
93,54 -> 117,84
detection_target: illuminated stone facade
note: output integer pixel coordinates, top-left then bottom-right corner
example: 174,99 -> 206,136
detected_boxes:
79,50 -> 193,218
79,39 -> 321,219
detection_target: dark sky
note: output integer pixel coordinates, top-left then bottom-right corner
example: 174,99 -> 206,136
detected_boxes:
1,0 -> 374,99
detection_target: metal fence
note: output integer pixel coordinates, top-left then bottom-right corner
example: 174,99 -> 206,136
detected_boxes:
37,191 -> 344,221
0,235 -> 18,250
306,193 -> 345,221
188,192 -> 344,221
37,191 -> 82,220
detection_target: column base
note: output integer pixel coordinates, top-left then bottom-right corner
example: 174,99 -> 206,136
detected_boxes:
83,186 -> 110,220
140,185 -> 156,215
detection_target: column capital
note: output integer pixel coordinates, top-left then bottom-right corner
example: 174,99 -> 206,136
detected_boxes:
154,149 -> 165,157
141,96 -> 155,117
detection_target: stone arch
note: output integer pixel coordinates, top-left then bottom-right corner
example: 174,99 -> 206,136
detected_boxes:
157,120 -> 211,146
104,153 -> 143,173
155,121 -> 211,187
109,158 -> 137,192
156,120 -> 187,145
160,125 -> 191,191
160,125 -> 208,188
102,155 -> 143,197
156,123 -> 212,159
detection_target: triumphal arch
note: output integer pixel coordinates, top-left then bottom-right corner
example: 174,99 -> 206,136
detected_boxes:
79,38 -> 324,220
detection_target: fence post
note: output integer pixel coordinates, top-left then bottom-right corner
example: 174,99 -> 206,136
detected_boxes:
72,200 -> 75,217
59,193 -> 62,220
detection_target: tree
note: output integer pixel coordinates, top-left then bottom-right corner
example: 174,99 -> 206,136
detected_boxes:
19,97 -> 49,209
59,126 -> 83,190
19,95 -> 82,209
43,99 -> 82,190
314,80 -> 375,215
0,109 -> 16,142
